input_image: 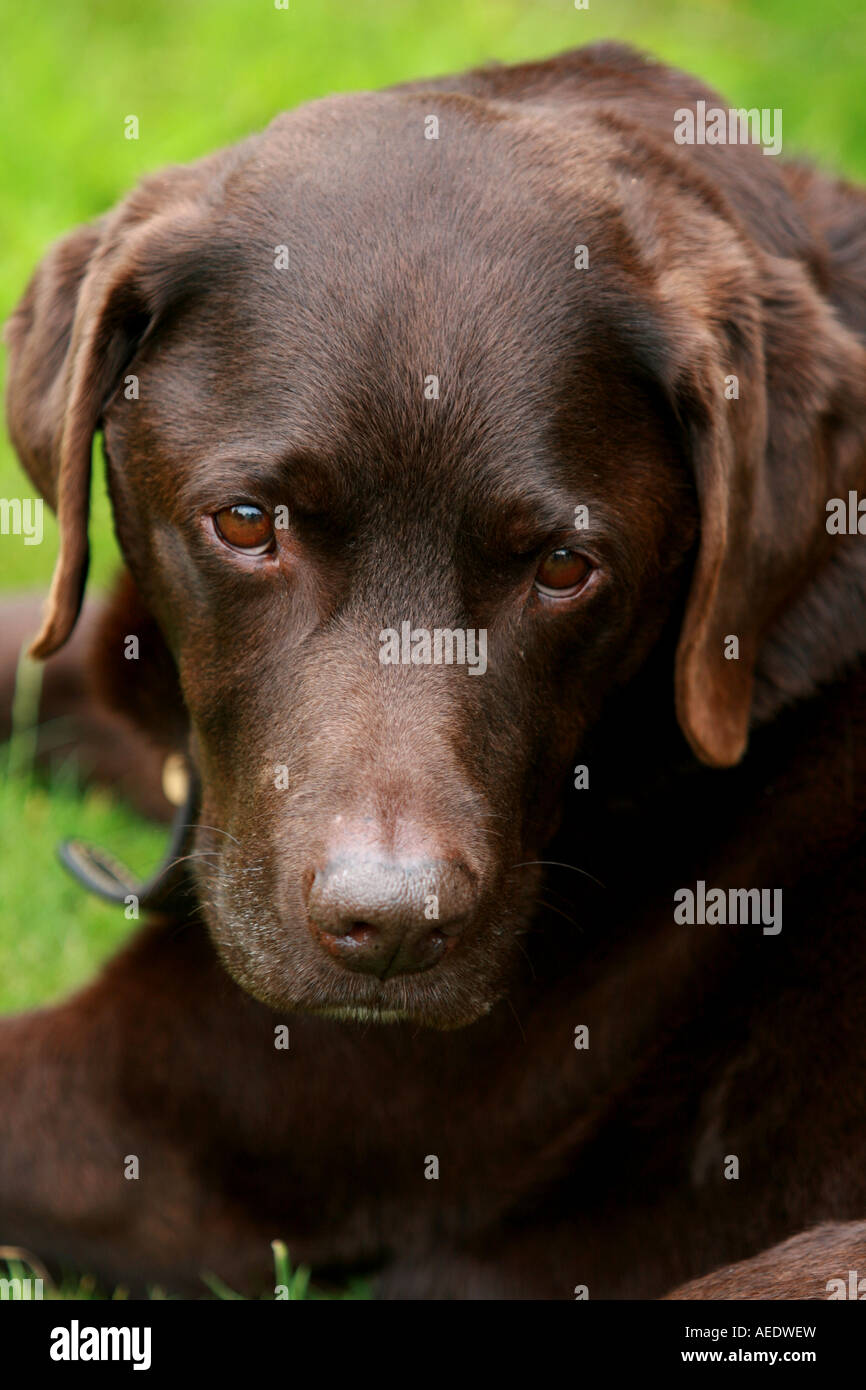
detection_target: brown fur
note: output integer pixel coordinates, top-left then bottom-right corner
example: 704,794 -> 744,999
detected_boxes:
2,43 -> 866,1298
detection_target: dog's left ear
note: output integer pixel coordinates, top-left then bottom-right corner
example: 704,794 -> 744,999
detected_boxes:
5,177 -> 212,658
662,248 -> 866,767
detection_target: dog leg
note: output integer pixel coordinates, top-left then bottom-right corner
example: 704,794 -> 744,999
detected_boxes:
0,918 -> 284,1296
665,1222 -> 866,1299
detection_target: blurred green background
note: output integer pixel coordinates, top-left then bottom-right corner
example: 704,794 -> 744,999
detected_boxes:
1,0 -> 865,1015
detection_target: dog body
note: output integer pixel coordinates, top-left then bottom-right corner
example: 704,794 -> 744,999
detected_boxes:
3,43 -> 866,1298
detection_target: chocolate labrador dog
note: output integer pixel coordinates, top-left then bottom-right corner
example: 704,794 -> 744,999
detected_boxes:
3,41 -> 866,1299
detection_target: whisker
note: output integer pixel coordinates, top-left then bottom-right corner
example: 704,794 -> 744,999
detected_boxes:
164,850 -> 222,869
510,859 -> 606,890
506,996 -> 527,1044
185,824 -> 242,846
513,935 -> 537,981
538,897 -> 585,933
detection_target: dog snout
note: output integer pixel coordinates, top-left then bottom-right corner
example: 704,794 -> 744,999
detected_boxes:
306,855 -> 477,977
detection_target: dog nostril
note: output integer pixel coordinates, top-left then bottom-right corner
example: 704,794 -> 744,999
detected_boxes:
346,922 -> 378,945
424,928 -> 447,961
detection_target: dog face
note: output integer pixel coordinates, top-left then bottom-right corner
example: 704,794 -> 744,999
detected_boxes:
7,57 -> 866,1026
101,97 -> 697,1027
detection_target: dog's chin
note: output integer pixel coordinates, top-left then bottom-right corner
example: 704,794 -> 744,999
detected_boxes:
247,976 -> 498,1031
305,1003 -> 448,1026
208,929 -> 502,1029
309,1004 -> 415,1024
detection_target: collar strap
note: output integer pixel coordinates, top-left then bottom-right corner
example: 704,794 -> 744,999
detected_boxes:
58,772 -> 199,915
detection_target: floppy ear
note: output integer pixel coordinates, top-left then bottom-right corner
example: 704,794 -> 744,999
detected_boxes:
663,251 -> 866,767
5,221 -> 108,655
5,180 -> 212,658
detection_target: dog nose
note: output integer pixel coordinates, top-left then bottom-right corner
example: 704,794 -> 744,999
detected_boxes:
307,856 -> 476,977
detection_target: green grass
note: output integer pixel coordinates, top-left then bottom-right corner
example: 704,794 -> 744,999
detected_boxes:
0,1240 -> 369,1301
0,762 -> 166,1014
0,0 -> 864,1298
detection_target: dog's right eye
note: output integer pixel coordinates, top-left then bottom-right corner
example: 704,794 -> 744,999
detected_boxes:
213,504 -> 275,555
534,547 -> 592,598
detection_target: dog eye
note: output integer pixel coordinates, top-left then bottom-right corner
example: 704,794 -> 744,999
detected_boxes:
213,504 -> 275,554
535,548 -> 591,597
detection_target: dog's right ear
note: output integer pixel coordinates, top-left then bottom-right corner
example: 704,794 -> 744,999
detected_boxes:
5,221 -> 109,656
5,178 -> 214,658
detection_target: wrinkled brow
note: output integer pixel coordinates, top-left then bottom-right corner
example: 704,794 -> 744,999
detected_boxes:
472,485 -> 591,554
176,447 -> 356,515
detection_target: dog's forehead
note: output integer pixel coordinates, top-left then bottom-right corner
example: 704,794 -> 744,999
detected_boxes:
124,91 -> 654,514
207,90 -> 603,364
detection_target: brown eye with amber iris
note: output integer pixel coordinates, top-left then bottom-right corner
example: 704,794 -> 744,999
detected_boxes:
213,504 -> 275,555
535,547 -> 592,598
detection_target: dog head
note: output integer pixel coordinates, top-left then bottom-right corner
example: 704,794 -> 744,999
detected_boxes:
7,68 -> 866,1026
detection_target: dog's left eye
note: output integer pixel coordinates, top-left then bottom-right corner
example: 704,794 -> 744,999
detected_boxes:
535,548 -> 592,597
213,504 -> 275,554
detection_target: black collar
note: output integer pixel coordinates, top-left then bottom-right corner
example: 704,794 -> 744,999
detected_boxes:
58,771 -> 199,915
